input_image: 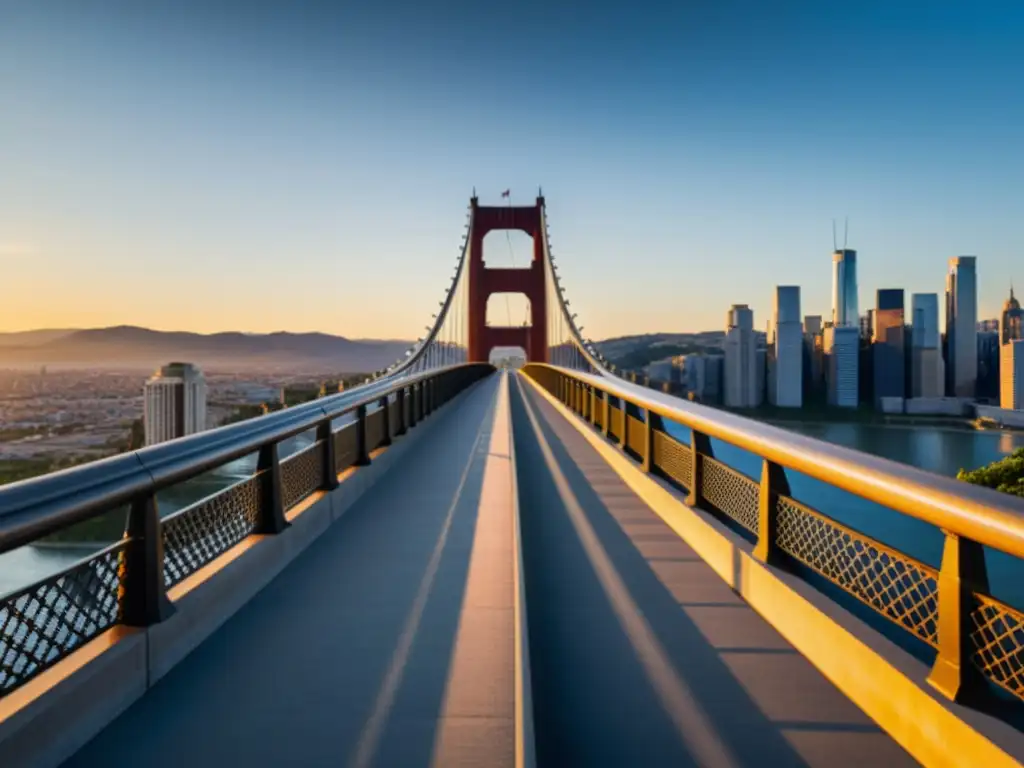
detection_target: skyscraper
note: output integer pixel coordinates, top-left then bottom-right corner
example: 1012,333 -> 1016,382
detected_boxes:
831,249 -> 858,328
873,289 -> 906,404
824,326 -> 859,407
1001,286 -> 1024,345
724,304 -> 759,407
768,286 -> 802,407
144,362 -> 207,446
910,293 -> 943,398
945,256 -> 978,398
1001,340 -> 1024,410
803,315 -> 824,400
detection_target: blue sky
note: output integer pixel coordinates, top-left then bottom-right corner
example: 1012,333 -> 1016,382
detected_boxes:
2,1 -> 1022,339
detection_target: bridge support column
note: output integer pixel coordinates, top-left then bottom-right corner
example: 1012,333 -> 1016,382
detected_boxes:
122,494 -> 175,626
753,460 -> 790,564
256,443 -> 289,533
685,430 -> 713,507
355,404 -> 371,466
928,532 -> 990,701
318,420 -> 340,491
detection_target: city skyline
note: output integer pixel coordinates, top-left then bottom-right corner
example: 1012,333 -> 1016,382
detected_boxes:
2,3 -> 1023,340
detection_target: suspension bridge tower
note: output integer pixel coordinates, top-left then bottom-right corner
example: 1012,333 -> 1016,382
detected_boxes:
466,193 -> 549,363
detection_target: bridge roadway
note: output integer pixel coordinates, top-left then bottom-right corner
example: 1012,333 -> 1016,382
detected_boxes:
65,371 -> 914,767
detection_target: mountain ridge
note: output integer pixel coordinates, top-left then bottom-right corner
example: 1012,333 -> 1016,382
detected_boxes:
0,326 -> 414,372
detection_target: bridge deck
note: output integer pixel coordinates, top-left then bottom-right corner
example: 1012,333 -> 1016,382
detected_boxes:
66,373 -> 517,768
510,373 -> 915,767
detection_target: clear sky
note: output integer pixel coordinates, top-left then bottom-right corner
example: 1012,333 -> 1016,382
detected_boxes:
2,1 -> 1022,340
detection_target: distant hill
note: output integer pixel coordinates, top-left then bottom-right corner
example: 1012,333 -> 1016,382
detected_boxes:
0,326 -> 413,372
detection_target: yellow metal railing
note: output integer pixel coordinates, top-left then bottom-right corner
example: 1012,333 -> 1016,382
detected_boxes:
526,363 -> 1024,706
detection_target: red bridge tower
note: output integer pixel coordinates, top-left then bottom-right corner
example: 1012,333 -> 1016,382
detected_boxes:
467,194 -> 548,363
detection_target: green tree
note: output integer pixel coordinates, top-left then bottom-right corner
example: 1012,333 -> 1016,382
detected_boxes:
958,448 -> 1024,498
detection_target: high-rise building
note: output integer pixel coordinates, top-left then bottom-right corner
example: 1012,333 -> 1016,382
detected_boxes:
676,353 -> 723,403
873,289 -> 906,405
824,326 -> 859,407
832,249 -> 858,328
1001,287 -> 1024,345
978,330 -> 1001,402
803,315 -> 824,400
945,256 -> 978,398
768,286 -> 802,407
979,318 -> 999,333
1001,340 -> 1024,410
724,304 -> 760,407
910,293 -> 944,398
144,362 -> 207,446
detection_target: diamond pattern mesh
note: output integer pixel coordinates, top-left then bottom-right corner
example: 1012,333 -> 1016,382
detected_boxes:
775,496 -> 939,646
653,431 -> 692,490
334,424 -> 357,473
700,457 -> 759,533
969,593 -> 1024,699
1,543 -> 125,695
626,415 -> 646,456
163,475 -> 262,588
609,406 -> 624,441
281,441 -> 325,511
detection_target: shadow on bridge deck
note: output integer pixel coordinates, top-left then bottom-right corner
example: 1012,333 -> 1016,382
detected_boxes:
65,374 -> 514,768
511,374 -> 917,767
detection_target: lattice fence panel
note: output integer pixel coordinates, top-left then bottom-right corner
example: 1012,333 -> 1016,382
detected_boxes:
334,424 -> 357,473
281,441 -> 325,511
970,593 -> 1024,700
653,432 -> 692,490
1,542 -> 126,695
700,457 -> 759,533
163,475 -> 262,588
627,415 -> 646,457
609,406 -> 624,441
775,496 -> 939,646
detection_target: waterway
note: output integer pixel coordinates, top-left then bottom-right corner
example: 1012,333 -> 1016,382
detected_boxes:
2,420 -> 1022,608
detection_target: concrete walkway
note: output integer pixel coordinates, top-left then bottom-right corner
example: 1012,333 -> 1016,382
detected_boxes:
511,374 -> 916,767
66,374 -> 517,768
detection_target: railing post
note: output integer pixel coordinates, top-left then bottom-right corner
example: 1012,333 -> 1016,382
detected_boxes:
753,459 -> 790,564
122,493 -> 175,626
590,387 -> 598,427
379,395 -> 393,447
416,381 -> 425,422
318,420 -> 339,491
642,409 -> 663,473
355,404 -> 371,466
395,387 -> 407,436
603,391 -> 611,438
408,384 -> 418,428
927,532 -> 989,702
685,429 -> 713,507
619,401 -> 629,451
256,442 -> 288,533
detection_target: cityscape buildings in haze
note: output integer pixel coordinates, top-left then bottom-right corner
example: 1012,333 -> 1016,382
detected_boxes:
143,362 -> 208,446
767,286 -> 802,407
724,304 -> 759,407
945,256 -> 979,398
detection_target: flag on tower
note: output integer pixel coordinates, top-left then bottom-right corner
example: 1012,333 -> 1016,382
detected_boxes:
501,189 -> 510,198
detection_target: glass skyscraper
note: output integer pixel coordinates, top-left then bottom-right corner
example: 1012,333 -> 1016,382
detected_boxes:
831,249 -> 858,327
945,256 -> 978,398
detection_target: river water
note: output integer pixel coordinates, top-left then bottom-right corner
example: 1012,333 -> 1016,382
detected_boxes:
2,421 -> 1022,606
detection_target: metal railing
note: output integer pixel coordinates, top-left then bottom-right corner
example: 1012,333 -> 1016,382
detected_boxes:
0,363 -> 493,698
524,363 -> 1024,706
